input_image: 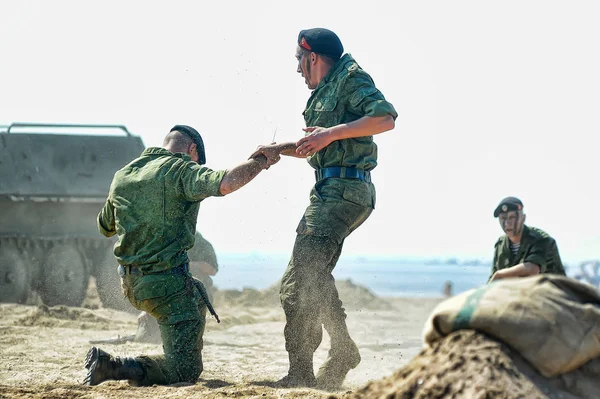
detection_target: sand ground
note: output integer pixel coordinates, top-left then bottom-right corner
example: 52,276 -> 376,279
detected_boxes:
0,280 -> 442,399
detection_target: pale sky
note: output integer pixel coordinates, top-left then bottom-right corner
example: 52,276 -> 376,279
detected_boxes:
2,1 -> 599,262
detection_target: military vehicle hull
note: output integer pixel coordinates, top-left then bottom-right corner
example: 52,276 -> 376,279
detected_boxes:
0,123 -> 145,310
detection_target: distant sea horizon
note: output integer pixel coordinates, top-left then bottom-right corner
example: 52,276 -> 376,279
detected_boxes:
212,253 -> 580,298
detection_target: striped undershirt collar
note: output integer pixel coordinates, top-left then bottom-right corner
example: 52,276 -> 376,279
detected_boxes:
510,241 -> 521,255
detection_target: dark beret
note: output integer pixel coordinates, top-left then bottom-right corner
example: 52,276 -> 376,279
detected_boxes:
170,125 -> 206,164
493,196 -> 524,217
298,28 -> 344,60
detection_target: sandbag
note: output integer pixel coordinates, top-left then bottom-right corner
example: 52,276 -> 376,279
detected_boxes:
423,275 -> 600,377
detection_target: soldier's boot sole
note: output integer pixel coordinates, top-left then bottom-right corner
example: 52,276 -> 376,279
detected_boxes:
84,347 -> 108,369
83,347 -> 116,386
316,342 -> 361,391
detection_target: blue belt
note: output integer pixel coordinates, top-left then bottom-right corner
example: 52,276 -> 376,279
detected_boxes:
315,167 -> 371,183
118,263 -> 189,277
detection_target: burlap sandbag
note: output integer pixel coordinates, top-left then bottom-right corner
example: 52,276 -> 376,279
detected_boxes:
423,275 -> 600,377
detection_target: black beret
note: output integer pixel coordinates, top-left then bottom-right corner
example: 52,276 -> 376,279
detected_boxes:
298,28 -> 344,60
493,196 -> 524,217
170,125 -> 206,164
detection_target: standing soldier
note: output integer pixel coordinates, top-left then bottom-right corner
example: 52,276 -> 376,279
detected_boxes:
253,28 -> 397,389
489,196 -> 566,282
84,125 -> 279,386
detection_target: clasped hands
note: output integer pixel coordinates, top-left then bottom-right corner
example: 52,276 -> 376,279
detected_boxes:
249,144 -> 281,170
249,126 -> 334,169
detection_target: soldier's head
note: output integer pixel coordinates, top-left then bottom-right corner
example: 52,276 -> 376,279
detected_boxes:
163,125 -> 206,164
296,28 -> 343,89
494,197 -> 526,239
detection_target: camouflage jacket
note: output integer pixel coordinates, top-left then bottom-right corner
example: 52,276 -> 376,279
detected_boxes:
97,147 -> 225,273
491,225 -> 566,279
303,53 -> 398,171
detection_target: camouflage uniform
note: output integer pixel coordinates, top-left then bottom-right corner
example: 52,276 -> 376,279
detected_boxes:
280,54 -> 397,381
135,231 -> 219,345
490,225 -> 566,281
97,147 -> 225,386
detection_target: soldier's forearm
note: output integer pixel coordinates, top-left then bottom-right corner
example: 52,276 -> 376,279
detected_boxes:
277,142 -> 306,158
219,157 -> 268,196
520,262 -> 542,276
496,263 -> 541,279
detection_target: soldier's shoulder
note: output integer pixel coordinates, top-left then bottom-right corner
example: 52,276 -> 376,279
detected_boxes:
494,236 -> 505,248
345,64 -> 373,84
194,231 -> 212,246
170,156 -> 215,181
527,226 -> 555,242
111,161 -> 135,184
119,152 -> 147,170
335,56 -> 371,82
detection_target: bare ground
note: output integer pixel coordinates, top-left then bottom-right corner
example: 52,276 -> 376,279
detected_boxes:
0,279 -> 441,398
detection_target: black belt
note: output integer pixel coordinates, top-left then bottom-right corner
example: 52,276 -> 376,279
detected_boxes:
118,263 -> 189,277
315,166 -> 371,183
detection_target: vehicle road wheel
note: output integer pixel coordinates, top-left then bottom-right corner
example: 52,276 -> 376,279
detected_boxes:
0,242 -> 31,303
40,244 -> 89,307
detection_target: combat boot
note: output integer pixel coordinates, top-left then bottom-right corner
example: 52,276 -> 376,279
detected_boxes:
274,353 -> 317,388
83,347 -> 145,386
316,339 -> 361,391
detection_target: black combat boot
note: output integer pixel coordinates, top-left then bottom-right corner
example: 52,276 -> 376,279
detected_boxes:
315,338 -> 361,391
83,347 -> 145,386
274,353 -> 317,388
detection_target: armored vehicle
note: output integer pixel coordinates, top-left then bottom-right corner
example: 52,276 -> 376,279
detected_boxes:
0,123 -> 145,309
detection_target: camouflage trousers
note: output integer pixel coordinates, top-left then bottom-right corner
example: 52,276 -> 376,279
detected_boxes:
280,178 -> 373,363
121,267 -> 207,385
134,275 -> 215,345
